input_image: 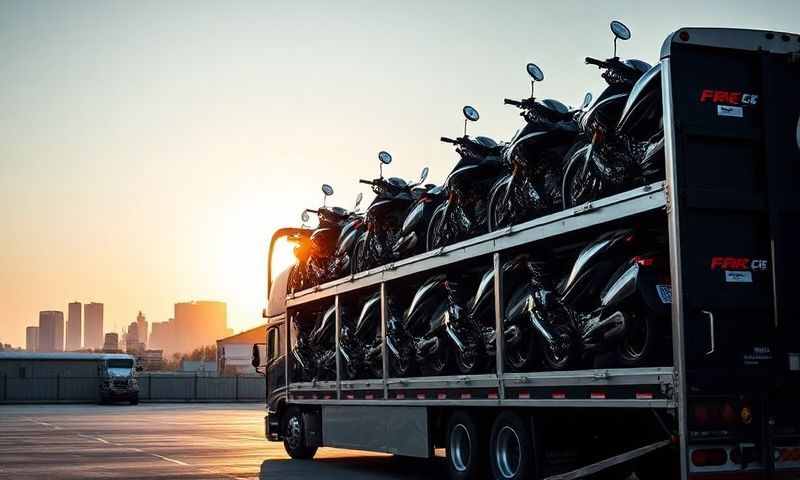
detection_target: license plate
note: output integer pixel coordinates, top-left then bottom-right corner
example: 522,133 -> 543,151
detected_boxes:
656,285 -> 672,304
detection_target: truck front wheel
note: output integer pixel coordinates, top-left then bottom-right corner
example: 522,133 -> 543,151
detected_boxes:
446,410 -> 486,480
489,412 -> 536,480
283,407 -> 318,460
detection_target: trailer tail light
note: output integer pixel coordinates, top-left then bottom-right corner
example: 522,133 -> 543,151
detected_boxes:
590,391 -> 607,399
635,391 -> 654,400
633,256 -> 655,267
551,391 -> 566,399
692,448 -> 728,467
690,399 -> 748,430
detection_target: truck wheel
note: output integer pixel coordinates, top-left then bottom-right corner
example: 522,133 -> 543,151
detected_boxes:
283,407 -> 318,460
129,394 -> 139,405
615,306 -> 657,368
489,412 -> 536,480
446,411 -> 486,480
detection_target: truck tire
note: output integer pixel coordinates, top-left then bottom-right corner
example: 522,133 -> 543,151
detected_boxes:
129,394 -> 139,405
489,411 -> 536,480
446,410 -> 486,480
283,407 -> 318,460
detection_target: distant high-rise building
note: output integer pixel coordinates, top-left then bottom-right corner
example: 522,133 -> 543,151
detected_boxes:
84,302 -> 104,349
174,301 -> 229,355
26,326 -> 39,352
66,301 -> 82,351
102,332 -> 119,352
148,319 -> 173,353
126,321 -> 144,354
136,311 -> 148,347
38,311 -> 64,352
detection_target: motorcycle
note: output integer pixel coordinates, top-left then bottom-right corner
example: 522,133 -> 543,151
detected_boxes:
290,303 -> 337,382
562,20 -> 665,209
329,192 -> 365,278
338,291 -> 384,380
427,106 -> 505,250
391,183 -> 447,258
386,274 -> 452,377
353,151 -> 430,273
488,63 -> 589,231
521,228 -> 671,370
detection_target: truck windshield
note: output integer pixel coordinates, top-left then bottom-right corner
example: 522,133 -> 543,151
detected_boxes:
106,359 -> 134,377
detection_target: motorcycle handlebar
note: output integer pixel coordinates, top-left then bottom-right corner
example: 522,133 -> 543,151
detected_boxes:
584,56 -> 607,68
359,179 -> 373,185
440,136 -> 457,144
504,98 -> 523,107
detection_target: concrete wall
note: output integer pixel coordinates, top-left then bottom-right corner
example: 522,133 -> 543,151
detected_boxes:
0,374 -> 265,403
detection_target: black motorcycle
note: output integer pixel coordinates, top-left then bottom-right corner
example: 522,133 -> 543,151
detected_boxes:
329,192 -> 365,278
392,183 -> 447,257
290,303 -> 337,382
339,291 -> 384,380
488,63 -> 588,231
562,20 -> 665,209
353,151 -> 429,273
522,228 -> 671,370
427,106 -> 505,250
386,274 -> 452,377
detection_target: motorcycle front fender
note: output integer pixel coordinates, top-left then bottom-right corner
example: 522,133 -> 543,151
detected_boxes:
386,335 -> 400,357
600,262 -> 639,309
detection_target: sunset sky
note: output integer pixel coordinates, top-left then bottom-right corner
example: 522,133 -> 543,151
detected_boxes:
1,0 -> 798,346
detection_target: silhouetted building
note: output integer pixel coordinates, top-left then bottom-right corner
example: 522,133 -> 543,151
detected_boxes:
148,302 -> 231,356
125,321 -> 144,354
136,311 -> 148,348
102,333 -> 120,353
148,319 -> 173,353
26,326 -> 39,352
84,302 -> 104,349
38,311 -> 64,352
66,301 -> 82,351
138,349 -> 164,370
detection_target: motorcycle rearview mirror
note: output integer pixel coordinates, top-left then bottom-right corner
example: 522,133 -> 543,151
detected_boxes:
378,150 -> 392,177
301,210 -> 310,224
526,62 -> 544,97
610,20 -> 631,57
581,92 -> 593,109
321,184 -> 334,206
462,105 -> 479,136
354,192 -> 363,210
419,166 -> 429,184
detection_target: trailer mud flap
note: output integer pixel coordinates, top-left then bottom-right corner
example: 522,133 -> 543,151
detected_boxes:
664,28 -> 800,478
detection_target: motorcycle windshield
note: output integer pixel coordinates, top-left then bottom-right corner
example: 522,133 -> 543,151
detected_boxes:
617,63 -> 662,132
356,293 -> 381,335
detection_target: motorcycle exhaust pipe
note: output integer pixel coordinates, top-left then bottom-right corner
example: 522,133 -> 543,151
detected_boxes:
582,311 -> 627,341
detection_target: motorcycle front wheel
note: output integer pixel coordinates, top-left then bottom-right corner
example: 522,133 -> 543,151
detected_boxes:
426,205 -> 447,251
389,349 -> 414,378
487,182 -> 512,232
351,236 -> 368,274
505,328 -> 537,373
454,328 -> 486,375
562,143 -> 596,209
541,324 -> 573,371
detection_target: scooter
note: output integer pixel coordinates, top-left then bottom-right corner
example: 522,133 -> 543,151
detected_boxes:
488,63 -> 589,231
290,303 -> 337,382
562,20 -> 665,209
523,228 -> 672,370
427,106 -> 505,250
339,291 -> 384,380
353,151 -> 429,273
386,274 -> 452,377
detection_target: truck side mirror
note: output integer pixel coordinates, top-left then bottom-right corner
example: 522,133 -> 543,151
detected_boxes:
251,343 -> 261,368
135,365 -> 143,372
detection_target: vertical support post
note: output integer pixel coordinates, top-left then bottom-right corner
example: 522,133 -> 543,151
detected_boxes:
661,56 -> 688,480
285,311 -> 291,403
56,374 -> 61,401
193,372 -> 198,402
148,374 -> 152,401
235,374 -> 239,401
334,294 -> 342,400
493,252 -> 505,400
380,282 -> 389,400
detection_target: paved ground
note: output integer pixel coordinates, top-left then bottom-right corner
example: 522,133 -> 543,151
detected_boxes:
0,404 -> 445,480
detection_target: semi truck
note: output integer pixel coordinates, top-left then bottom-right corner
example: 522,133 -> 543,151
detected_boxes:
255,28 -> 800,479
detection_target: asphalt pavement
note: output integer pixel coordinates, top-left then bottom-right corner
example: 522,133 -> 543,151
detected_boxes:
0,403 -> 445,480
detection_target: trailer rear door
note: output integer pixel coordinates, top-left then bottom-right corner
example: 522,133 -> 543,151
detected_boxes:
663,28 -> 800,479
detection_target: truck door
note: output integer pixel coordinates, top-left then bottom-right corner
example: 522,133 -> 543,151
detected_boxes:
266,321 -> 287,409
664,28 -> 800,478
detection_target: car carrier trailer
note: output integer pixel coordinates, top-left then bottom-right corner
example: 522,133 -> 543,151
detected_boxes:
257,28 -> 800,479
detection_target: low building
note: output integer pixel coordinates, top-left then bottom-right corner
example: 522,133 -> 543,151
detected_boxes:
103,333 -> 120,353
26,326 -> 39,352
216,325 -> 265,375
138,349 -> 163,371
179,360 -> 216,374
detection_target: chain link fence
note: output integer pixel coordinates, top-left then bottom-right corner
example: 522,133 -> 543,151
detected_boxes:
0,374 -> 265,403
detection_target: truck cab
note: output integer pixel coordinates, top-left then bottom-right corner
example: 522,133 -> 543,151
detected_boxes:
98,355 -> 140,405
